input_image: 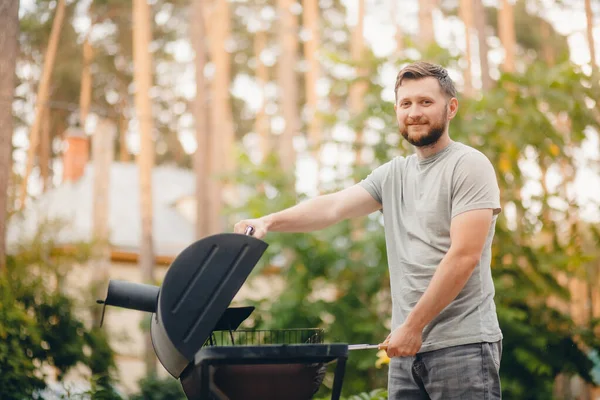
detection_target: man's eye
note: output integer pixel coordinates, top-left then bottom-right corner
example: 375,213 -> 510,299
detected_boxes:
401,102 -> 410,107
422,100 -> 432,105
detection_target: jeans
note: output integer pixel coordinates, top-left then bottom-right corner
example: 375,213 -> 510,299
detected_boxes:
387,341 -> 502,400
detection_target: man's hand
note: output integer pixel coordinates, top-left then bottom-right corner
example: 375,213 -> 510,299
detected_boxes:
233,218 -> 269,239
379,323 -> 423,358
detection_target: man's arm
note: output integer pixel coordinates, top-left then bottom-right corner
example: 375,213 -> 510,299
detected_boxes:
233,184 -> 381,238
383,208 -> 494,357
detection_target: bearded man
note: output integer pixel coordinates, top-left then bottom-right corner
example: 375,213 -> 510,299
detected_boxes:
234,61 -> 503,399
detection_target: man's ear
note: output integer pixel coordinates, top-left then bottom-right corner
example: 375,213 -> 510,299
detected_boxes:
447,97 -> 459,120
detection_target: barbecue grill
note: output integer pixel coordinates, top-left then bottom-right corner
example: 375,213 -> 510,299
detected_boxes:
97,230 -> 349,399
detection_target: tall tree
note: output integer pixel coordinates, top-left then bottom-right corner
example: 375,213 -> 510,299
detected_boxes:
192,0 -> 210,240
540,20 -> 555,66
391,0 -> 404,54
39,107 -> 51,191
303,0 -> 322,165
254,27 -> 270,160
132,0 -> 156,376
418,0 -> 435,48
498,0 -> 516,73
19,0 -> 66,210
459,0 -> 474,97
80,35 -> 93,127
585,0 -> 598,79
0,0 -> 19,271
118,99 -> 130,162
209,0 -> 234,234
349,0 -> 367,165
473,0 -> 492,90
277,0 -> 299,174
91,119 -> 115,326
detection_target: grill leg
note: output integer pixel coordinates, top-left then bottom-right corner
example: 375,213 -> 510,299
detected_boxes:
200,362 -> 211,399
330,356 -> 347,400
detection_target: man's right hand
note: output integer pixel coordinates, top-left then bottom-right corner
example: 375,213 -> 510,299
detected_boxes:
233,218 -> 269,239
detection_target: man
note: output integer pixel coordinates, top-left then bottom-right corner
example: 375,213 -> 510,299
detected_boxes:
234,61 -> 503,399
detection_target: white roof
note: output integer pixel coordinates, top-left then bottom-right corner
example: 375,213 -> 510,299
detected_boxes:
8,162 -> 197,257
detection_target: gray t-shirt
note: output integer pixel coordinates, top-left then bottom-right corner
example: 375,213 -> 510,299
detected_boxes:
359,141 -> 503,353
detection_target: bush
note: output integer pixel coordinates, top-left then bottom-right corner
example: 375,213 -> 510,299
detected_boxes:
0,225 -> 118,399
129,375 -> 186,400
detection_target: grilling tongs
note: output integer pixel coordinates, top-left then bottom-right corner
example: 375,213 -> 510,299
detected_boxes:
348,344 -> 387,351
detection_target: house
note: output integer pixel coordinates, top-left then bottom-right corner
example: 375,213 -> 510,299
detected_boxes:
7,128 -> 283,395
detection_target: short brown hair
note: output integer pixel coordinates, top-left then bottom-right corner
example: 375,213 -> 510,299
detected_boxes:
394,61 -> 457,103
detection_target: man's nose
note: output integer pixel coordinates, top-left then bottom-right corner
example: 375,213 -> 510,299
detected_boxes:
408,105 -> 423,121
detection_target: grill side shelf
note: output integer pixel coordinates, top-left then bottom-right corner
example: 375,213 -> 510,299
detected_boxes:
194,343 -> 349,363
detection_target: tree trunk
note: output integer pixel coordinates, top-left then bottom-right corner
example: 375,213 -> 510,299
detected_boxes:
418,0 -> 435,49
391,0 -> 404,54
118,81 -> 130,163
349,0 -> 368,242
19,0 -> 66,210
192,0 -> 210,240
350,0 -> 367,166
91,119 -> 115,327
208,0 -> 233,234
132,0 -> 156,377
80,35 -> 93,127
118,106 -> 129,162
167,130 -> 185,165
302,0 -> 321,163
254,28 -> 270,160
498,0 -> 516,73
459,0 -> 474,97
473,0 -> 492,90
585,0 -> 598,79
540,21 -> 556,66
0,0 -> 20,272
277,0 -> 299,174
39,107 -> 51,191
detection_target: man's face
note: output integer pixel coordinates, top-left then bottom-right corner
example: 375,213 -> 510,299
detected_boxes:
394,77 -> 457,147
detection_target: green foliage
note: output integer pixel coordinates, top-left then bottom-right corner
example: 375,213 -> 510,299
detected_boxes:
0,269 -> 45,398
315,388 -> 388,400
453,59 -> 600,398
128,375 -> 186,400
0,223 -> 118,399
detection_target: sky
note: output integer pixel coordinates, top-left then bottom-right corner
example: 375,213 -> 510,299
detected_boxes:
13,0 -> 600,221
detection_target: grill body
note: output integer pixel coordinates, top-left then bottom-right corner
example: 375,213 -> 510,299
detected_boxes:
98,233 -> 349,399
181,344 -> 348,400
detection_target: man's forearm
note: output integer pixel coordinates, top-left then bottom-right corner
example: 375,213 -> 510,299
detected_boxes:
404,250 -> 479,331
263,194 -> 340,233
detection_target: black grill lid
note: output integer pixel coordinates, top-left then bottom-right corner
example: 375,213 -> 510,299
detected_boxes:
158,233 -> 268,361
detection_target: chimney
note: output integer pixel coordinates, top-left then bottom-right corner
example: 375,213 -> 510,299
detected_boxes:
62,126 -> 89,182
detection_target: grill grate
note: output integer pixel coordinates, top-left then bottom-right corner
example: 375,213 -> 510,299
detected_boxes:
203,328 -> 325,347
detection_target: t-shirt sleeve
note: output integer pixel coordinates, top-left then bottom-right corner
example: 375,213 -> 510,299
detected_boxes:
358,161 -> 392,205
451,151 -> 502,218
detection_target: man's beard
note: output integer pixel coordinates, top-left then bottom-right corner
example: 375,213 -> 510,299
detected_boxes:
399,108 -> 448,147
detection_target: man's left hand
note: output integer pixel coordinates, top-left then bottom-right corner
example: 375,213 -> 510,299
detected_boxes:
379,323 -> 423,358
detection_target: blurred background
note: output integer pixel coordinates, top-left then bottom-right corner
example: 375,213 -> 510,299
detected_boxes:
0,0 -> 599,399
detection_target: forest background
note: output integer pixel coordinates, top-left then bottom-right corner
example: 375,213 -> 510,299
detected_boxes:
0,0 -> 600,399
